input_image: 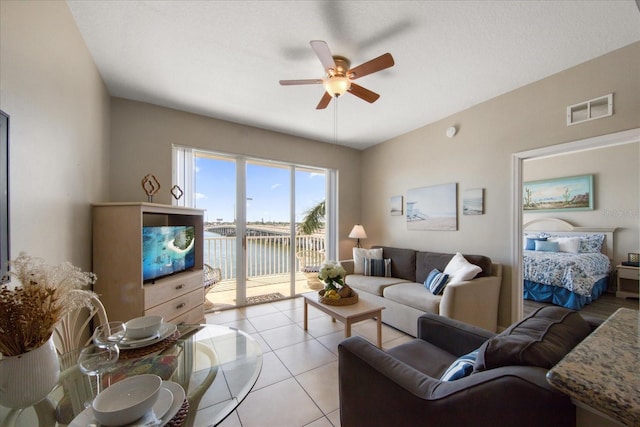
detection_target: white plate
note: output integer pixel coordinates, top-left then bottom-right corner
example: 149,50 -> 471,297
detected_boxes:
119,323 -> 177,349
69,381 -> 184,427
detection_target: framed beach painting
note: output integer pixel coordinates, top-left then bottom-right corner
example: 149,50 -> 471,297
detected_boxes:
390,195 -> 403,216
463,188 -> 484,215
406,183 -> 457,231
523,174 -> 593,212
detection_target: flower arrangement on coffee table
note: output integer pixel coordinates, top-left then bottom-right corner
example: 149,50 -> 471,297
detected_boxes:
317,261 -> 358,305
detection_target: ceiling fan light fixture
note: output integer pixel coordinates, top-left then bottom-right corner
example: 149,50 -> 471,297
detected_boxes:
324,76 -> 351,97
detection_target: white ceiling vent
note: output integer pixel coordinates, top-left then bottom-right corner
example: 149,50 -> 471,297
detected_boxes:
567,94 -> 613,126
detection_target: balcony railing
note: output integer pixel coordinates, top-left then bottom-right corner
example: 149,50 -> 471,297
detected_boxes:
204,234 -> 325,281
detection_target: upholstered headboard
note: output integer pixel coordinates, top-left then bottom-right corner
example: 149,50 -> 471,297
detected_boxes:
523,218 -> 616,259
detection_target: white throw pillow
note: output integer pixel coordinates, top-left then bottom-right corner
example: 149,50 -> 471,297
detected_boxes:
353,248 -> 383,275
443,252 -> 482,284
549,237 -> 581,254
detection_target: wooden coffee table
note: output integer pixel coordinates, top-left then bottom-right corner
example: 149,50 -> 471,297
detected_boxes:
302,292 -> 385,348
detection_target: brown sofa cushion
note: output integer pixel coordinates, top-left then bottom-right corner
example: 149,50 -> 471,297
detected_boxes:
474,306 -> 591,372
373,246 -> 416,282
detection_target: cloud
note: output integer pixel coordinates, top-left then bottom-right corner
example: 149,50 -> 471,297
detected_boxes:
271,183 -> 281,189
195,192 -> 207,200
195,165 -> 201,173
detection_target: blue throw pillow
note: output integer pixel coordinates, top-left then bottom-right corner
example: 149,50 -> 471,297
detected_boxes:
424,269 -> 449,295
440,350 -> 479,381
525,237 -> 547,250
363,258 -> 391,277
535,240 -> 559,252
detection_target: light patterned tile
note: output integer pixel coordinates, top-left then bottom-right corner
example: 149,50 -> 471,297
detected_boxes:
305,416 -> 334,427
274,340 -> 337,376
296,361 -> 340,414
259,323 -> 311,350
253,350 -> 292,390
248,311 -> 295,332
239,303 -> 280,318
205,309 -> 246,324
315,331 -> 348,355
236,378 -> 323,427
327,409 -> 341,427
219,318 -> 257,334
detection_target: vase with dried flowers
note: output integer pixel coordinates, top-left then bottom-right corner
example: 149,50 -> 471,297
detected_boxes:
0,253 -> 97,408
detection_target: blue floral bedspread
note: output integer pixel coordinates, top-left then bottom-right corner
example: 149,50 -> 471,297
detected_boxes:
523,251 -> 611,297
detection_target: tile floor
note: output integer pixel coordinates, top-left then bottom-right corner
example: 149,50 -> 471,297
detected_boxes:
202,296 -> 413,427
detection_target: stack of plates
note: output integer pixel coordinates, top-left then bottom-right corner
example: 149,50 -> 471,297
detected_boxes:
119,323 -> 177,349
70,381 -> 185,427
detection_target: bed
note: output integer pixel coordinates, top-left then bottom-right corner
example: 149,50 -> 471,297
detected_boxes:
522,218 -> 616,310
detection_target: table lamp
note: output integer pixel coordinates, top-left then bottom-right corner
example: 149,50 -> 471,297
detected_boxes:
349,224 -> 367,248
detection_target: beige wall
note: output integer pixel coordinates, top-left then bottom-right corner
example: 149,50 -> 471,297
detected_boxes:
109,98 -> 362,259
361,42 -> 640,329
0,1 -> 110,270
523,142 -> 639,266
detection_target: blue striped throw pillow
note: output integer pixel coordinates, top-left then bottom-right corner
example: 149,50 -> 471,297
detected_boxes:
363,258 -> 391,277
440,350 -> 479,381
424,269 -> 449,295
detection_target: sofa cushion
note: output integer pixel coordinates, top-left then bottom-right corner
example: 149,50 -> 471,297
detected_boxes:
474,306 -> 591,372
353,248 -> 383,274
386,339 -> 457,378
374,246 -> 416,282
415,252 -> 454,284
346,274 -> 409,296
444,253 -> 482,284
364,258 -> 391,277
383,283 -> 441,314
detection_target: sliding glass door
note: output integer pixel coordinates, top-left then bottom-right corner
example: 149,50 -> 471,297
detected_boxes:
175,147 -> 329,309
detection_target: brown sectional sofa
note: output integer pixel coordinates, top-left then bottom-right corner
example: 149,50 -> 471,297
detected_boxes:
342,246 -> 502,335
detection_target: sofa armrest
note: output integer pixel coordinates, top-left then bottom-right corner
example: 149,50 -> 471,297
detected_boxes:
416,312 -> 495,356
439,263 -> 502,332
338,335 -> 574,427
339,259 -> 354,275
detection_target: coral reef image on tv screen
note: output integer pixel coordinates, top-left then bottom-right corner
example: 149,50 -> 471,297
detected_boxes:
142,225 -> 195,282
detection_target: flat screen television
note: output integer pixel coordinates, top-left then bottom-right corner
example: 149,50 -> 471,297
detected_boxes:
142,225 -> 196,282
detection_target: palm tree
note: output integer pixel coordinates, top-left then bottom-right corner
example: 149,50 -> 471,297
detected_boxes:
298,200 -> 325,235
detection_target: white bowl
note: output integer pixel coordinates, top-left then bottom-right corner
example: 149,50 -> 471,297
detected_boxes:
125,316 -> 163,339
92,374 -> 162,426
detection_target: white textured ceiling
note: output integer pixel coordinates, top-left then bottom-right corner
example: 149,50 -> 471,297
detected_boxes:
66,1 -> 640,150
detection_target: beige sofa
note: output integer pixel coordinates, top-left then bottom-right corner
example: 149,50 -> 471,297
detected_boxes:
342,246 -> 502,336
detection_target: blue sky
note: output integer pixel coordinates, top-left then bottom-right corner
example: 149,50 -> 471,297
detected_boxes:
194,156 -> 326,223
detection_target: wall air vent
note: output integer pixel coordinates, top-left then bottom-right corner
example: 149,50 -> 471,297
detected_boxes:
567,94 -> 613,126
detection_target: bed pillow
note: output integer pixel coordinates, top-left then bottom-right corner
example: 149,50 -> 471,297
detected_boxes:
353,248 -> 383,274
424,269 -> 450,295
525,237 -> 547,250
535,240 -> 559,252
440,349 -> 479,381
443,253 -> 482,284
364,258 -> 391,277
474,306 -> 591,372
580,234 -> 605,253
550,237 -> 581,253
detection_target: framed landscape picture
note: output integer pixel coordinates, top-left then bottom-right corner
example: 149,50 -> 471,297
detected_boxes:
390,195 -> 403,216
463,188 -> 484,215
406,183 -> 457,231
523,174 -> 593,212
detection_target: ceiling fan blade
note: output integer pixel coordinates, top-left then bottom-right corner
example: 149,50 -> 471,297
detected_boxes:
348,53 -> 394,80
348,83 -> 380,103
310,40 -> 336,72
316,92 -> 333,110
279,79 -> 323,86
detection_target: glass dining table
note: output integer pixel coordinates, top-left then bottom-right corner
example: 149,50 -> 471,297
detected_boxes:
0,324 -> 262,427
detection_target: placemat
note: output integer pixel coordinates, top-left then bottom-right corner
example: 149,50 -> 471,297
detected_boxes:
166,398 -> 189,427
119,330 -> 181,360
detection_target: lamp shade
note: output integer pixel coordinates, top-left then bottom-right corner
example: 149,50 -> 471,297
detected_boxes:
348,224 -> 367,239
324,76 -> 351,97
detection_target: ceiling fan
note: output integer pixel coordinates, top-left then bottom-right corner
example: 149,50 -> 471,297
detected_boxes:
279,40 -> 395,109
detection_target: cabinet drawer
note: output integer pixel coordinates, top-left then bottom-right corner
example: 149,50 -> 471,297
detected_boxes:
145,287 -> 203,321
144,270 -> 203,309
171,306 -> 204,325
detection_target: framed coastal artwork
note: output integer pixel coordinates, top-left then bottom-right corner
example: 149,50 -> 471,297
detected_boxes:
523,174 -> 593,212
406,183 -> 457,231
1,111 -> 9,283
390,195 -> 403,216
463,188 -> 484,215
